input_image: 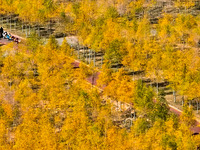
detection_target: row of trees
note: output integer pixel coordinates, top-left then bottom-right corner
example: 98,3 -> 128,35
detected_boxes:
0,0 -> 58,24
0,0 -> 197,33
66,0 -> 200,109
0,36 -> 199,149
0,1 -> 200,148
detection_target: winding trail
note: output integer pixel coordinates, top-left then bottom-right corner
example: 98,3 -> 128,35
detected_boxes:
1,36 -> 200,134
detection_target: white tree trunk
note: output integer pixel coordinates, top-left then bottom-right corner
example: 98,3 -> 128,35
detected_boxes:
182,96 -> 184,106
101,55 -> 103,68
89,49 -> 91,64
10,15 -> 11,32
22,21 -> 24,32
86,48 -> 88,63
173,90 -> 176,103
78,45 -> 80,59
93,51 -> 95,67
38,24 -> 40,37
83,47 -> 85,58
26,24 -> 28,37
15,20 -> 16,31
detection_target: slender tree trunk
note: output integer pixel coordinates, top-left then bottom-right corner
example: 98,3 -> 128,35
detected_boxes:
134,110 -> 136,120
150,82 -> 152,87
90,49 -> 92,64
89,49 -> 91,64
38,24 -> 40,37
7,16 -> 9,28
29,25 -> 31,35
88,49 -> 90,64
15,19 -> 16,31
173,90 -> 176,103
157,81 -> 159,95
49,19 -> 51,34
78,45 -> 80,59
85,47 -> 87,62
86,47 -> 88,63
182,96 -> 184,106
26,24 -> 28,37
48,19 -> 50,35
92,50 -> 93,62
101,55 -> 103,68
22,21 -> 23,32
197,101 -> 199,114
10,15 -> 11,32
83,47 -> 85,57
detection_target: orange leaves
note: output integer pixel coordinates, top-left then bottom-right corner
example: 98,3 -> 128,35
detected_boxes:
1,103 -> 13,120
104,69 -> 135,103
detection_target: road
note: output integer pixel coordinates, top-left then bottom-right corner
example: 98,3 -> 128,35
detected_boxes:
0,38 -> 12,45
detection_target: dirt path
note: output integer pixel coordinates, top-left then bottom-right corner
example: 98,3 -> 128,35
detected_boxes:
0,38 -> 12,45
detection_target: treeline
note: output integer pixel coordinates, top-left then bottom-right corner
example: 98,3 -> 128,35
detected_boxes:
1,0 -> 200,149
0,35 -> 199,149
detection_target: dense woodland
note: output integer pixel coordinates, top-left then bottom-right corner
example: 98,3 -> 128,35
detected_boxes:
0,0 -> 200,149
